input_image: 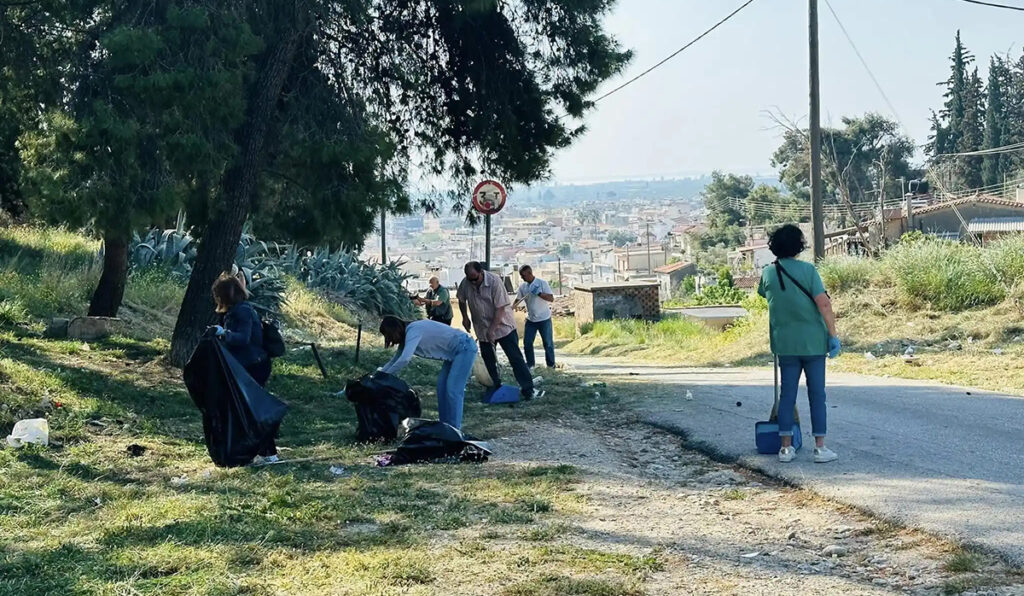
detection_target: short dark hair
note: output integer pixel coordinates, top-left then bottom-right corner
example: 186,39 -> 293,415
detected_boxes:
465,261 -> 484,273
518,265 -> 532,274
768,224 -> 807,259
212,273 -> 247,313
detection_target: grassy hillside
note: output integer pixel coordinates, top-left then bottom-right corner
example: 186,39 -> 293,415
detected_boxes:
560,235 -> 1024,395
0,227 -> 658,595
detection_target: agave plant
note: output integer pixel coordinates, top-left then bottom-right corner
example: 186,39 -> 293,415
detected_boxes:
129,211 -> 195,277
284,246 -> 416,319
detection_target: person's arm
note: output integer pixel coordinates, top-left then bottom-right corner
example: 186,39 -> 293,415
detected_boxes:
432,287 -> 449,307
814,293 -> 838,337
456,282 -> 472,332
379,328 -> 422,375
487,304 -> 510,342
512,285 -> 526,309
221,306 -> 254,347
537,280 -> 555,303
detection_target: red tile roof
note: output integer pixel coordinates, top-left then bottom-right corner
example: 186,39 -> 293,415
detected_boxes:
912,194 -> 1024,216
654,261 -> 694,275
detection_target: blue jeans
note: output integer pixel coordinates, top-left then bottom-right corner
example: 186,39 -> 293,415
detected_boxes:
777,355 -> 828,438
523,318 -> 555,368
437,336 -> 477,430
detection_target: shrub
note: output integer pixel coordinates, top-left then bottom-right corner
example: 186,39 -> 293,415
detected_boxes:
884,238 -> 1003,311
0,299 -> 29,325
691,284 -> 747,306
818,256 -> 881,293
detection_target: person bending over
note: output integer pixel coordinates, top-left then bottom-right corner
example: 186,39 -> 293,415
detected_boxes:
378,316 -> 478,429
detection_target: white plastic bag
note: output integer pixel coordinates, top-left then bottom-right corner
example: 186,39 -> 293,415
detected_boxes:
472,355 -> 494,388
6,418 -> 49,448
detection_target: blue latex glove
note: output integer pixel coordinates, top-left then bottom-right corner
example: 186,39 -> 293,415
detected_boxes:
828,336 -> 842,359
530,284 -> 541,295
213,325 -> 226,337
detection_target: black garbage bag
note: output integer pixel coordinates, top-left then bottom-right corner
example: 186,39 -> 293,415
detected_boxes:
183,336 -> 288,467
379,418 -> 493,466
345,372 -> 421,443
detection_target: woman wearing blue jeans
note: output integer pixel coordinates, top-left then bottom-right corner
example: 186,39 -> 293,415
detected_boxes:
757,225 -> 841,464
378,316 -> 478,430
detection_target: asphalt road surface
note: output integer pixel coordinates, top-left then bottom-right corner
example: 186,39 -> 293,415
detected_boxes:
562,355 -> 1024,565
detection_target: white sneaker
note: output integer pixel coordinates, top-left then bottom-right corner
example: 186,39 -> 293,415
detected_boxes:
778,446 -> 796,463
813,446 -> 838,464
251,454 -> 280,466
527,389 -> 545,401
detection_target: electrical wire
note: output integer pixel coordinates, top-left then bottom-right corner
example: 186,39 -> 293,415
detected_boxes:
933,141 -> 1024,157
955,0 -> 1024,11
592,0 -> 759,103
823,0 -> 904,126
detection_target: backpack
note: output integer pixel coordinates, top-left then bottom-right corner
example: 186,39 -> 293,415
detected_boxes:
262,319 -> 286,358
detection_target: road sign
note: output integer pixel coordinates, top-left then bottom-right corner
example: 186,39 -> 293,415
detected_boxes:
472,180 -> 507,215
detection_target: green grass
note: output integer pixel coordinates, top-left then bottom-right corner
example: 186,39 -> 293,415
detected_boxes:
944,550 -> 984,574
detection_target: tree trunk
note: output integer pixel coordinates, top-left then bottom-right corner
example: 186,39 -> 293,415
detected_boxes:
88,235 -> 129,317
168,25 -> 304,367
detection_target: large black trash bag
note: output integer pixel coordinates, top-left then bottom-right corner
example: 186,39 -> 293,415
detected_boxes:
183,336 -> 288,467
381,418 -> 493,466
345,372 -> 421,443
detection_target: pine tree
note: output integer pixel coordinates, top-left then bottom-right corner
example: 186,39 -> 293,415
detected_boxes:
982,57 -> 1011,188
958,67 -> 986,189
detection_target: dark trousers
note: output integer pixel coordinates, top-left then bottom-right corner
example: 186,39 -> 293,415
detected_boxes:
479,329 -> 534,397
246,359 -> 277,456
429,313 -> 453,326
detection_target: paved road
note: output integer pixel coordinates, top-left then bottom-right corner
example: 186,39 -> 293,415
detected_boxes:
562,355 -> 1024,565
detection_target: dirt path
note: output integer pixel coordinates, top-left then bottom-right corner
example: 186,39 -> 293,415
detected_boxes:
490,414 -> 1023,595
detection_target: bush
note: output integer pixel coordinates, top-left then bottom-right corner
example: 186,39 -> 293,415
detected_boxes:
0,299 -> 29,325
818,256 -> 881,293
691,284 -> 747,306
884,238 -> 1003,311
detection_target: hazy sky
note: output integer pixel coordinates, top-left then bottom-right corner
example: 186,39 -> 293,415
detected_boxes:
549,0 -> 1023,183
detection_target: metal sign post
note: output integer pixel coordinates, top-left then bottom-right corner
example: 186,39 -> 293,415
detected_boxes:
472,180 -> 507,270
485,213 -> 492,270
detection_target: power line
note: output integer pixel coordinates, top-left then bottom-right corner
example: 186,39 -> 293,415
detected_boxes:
823,0 -> 904,128
934,141 -> 1024,157
592,0 -> 759,103
955,0 -> 1024,11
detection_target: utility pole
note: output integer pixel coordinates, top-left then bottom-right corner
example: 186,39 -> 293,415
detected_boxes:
557,256 -> 563,296
380,210 -> 387,263
808,0 -> 825,261
646,222 -> 652,274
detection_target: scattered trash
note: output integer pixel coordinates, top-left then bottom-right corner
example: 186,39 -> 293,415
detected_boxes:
864,352 -> 877,361
741,551 -> 761,559
902,355 -> 921,366
201,470 -> 212,480
684,390 -> 694,401
904,346 -> 915,357
736,401 -> 742,407
126,444 -> 147,457
822,544 -> 849,557
6,418 -> 49,448
592,391 -> 601,399
533,376 -> 544,386
93,497 -> 102,506
169,475 -> 188,487
946,340 -> 963,351
994,348 -> 1004,356
329,466 -> 347,476
966,391 -> 973,396
87,419 -> 108,428
968,336 -> 975,344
